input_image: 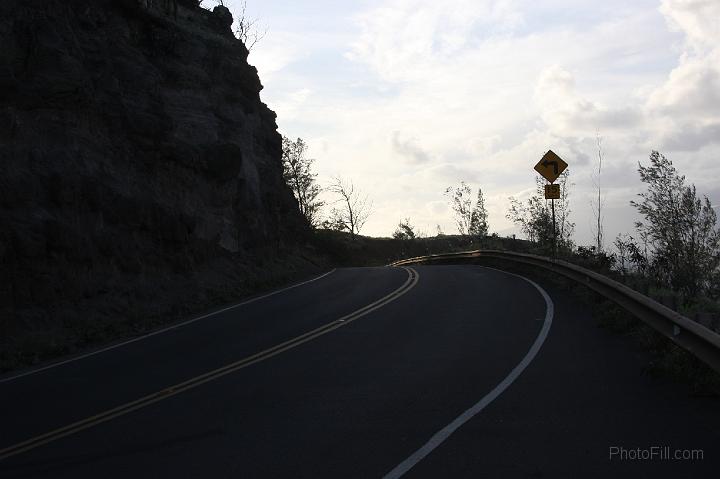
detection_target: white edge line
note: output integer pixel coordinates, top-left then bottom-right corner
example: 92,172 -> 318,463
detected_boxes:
0,269 -> 337,384
382,266 -> 554,479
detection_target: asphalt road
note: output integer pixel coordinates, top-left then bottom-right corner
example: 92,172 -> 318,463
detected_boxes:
0,265 -> 718,478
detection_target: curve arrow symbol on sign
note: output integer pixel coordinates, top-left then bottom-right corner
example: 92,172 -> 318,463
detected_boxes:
534,150 -> 568,183
541,159 -> 559,175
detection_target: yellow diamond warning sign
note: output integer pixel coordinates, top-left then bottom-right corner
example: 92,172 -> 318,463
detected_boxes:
534,150 -> 568,183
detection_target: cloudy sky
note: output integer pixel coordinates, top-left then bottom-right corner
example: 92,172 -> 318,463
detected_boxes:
222,0 -> 719,245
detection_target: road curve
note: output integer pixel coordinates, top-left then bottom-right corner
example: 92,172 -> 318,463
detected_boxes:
1,265 -> 718,478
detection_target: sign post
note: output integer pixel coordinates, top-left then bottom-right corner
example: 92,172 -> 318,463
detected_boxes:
550,199 -> 557,259
534,150 -> 568,259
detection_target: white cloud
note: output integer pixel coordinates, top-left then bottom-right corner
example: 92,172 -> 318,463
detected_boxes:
535,65 -> 644,137
646,0 -> 720,159
347,0 -> 523,82
657,121 -> 720,151
271,88 -> 313,122
248,32 -> 304,82
659,0 -> 720,51
391,131 -> 432,164
248,0 -> 720,243
647,50 -> 720,119
645,1 -> 720,152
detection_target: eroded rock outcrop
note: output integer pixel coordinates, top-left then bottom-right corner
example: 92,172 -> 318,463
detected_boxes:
0,0 -> 308,365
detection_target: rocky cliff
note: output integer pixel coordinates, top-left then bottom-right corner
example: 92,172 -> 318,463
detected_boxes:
0,0 -> 309,367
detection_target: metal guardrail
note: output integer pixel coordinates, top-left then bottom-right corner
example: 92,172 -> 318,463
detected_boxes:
390,249 -> 720,374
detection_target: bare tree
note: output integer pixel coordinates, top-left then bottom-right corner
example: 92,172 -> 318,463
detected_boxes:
556,170 -> 574,245
233,1 -> 266,52
281,136 -> 324,228
326,176 -> 373,238
591,131 -> 605,252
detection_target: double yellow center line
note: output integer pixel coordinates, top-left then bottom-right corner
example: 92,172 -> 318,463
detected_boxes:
0,267 -> 419,461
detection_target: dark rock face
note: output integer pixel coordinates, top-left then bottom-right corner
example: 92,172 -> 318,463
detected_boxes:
0,0 -> 307,356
